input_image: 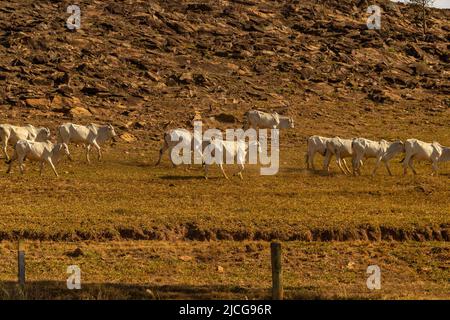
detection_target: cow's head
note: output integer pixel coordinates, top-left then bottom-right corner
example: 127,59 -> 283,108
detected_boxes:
37,127 -> 51,141
106,123 -> 117,138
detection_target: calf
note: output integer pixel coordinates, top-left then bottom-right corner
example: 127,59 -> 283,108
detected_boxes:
6,140 -> 72,177
403,139 -> 450,175
57,123 -> 116,164
0,124 -> 50,161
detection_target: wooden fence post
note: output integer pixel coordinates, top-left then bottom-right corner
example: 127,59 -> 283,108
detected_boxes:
18,239 -> 25,288
271,241 -> 283,300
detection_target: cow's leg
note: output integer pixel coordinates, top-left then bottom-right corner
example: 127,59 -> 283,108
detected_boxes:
431,161 -> 439,176
305,153 -> 310,170
408,158 -> 417,175
402,154 -> 411,175
155,143 -> 168,166
2,137 -> 9,161
6,150 -> 17,174
335,153 -> 347,175
48,159 -> 59,177
342,159 -> 352,175
39,161 -> 45,176
372,156 -> 383,176
384,160 -> 393,176
91,141 -> 102,161
204,164 -> 209,179
18,156 -> 25,175
219,164 -> 229,180
6,161 -> 12,174
85,144 -> 92,164
353,155 -> 362,176
236,163 -> 244,180
310,152 -> 316,170
323,151 -> 332,172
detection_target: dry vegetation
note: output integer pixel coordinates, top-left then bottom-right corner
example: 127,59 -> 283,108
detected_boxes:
0,0 -> 448,299
0,241 -> 448,299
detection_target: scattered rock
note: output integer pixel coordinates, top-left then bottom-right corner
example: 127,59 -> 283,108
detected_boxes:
66,247 -> 84,258
405,43 -> 425,59
133,121 -> 147,129
120,133 -> 137,142
409,62 -> 433,76
69,107 -> 92,117
145,71 -> 162,82
179,72 -> 194,84
214,113 -> 237,123
25,98 -> 49,109
179,255 -> 193,262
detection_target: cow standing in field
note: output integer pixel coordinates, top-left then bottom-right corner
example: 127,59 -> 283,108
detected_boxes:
0,124 -> 51,161
351,138 -> 405,176
324,137 -> 355,175
244,110 -> 281,130
57,123 -> 116,164
305,135 -> 331,171
6,140 -> 72,177
403,139 -> 450,176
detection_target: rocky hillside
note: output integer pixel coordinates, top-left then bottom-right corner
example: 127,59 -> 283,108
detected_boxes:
0,0 -> 448,141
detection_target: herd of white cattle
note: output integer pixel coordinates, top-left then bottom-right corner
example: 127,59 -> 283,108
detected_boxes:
0,123 -> 116,176
306,135 -> 450,176
157,110 -> 449,178
0,110 -> 448,178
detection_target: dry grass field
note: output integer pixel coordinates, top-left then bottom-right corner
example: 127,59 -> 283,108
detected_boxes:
0,241 -> 448,300
0,125 -> 448,299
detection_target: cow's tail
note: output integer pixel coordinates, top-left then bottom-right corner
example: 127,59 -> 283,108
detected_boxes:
5,142 -> 18,164
56,125 -> 63,143
0,125 -> 6,143
305,137 -> 310,168
351,138 -> 356,150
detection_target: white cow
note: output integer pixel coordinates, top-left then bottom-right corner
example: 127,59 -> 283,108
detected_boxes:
305,135 -> 331,171
57,123 -> 116,164
325,137 -> 355,175
6,140 -> 72,177
203,139 -> 259,180
352,138 -> 405,176
244,110 -> 280,130
403,139 -> 450,175
0,124 -> 51,161
155,129 -> 206,167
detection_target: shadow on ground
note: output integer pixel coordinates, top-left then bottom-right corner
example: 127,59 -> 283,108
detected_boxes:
0,281 -> 340,300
